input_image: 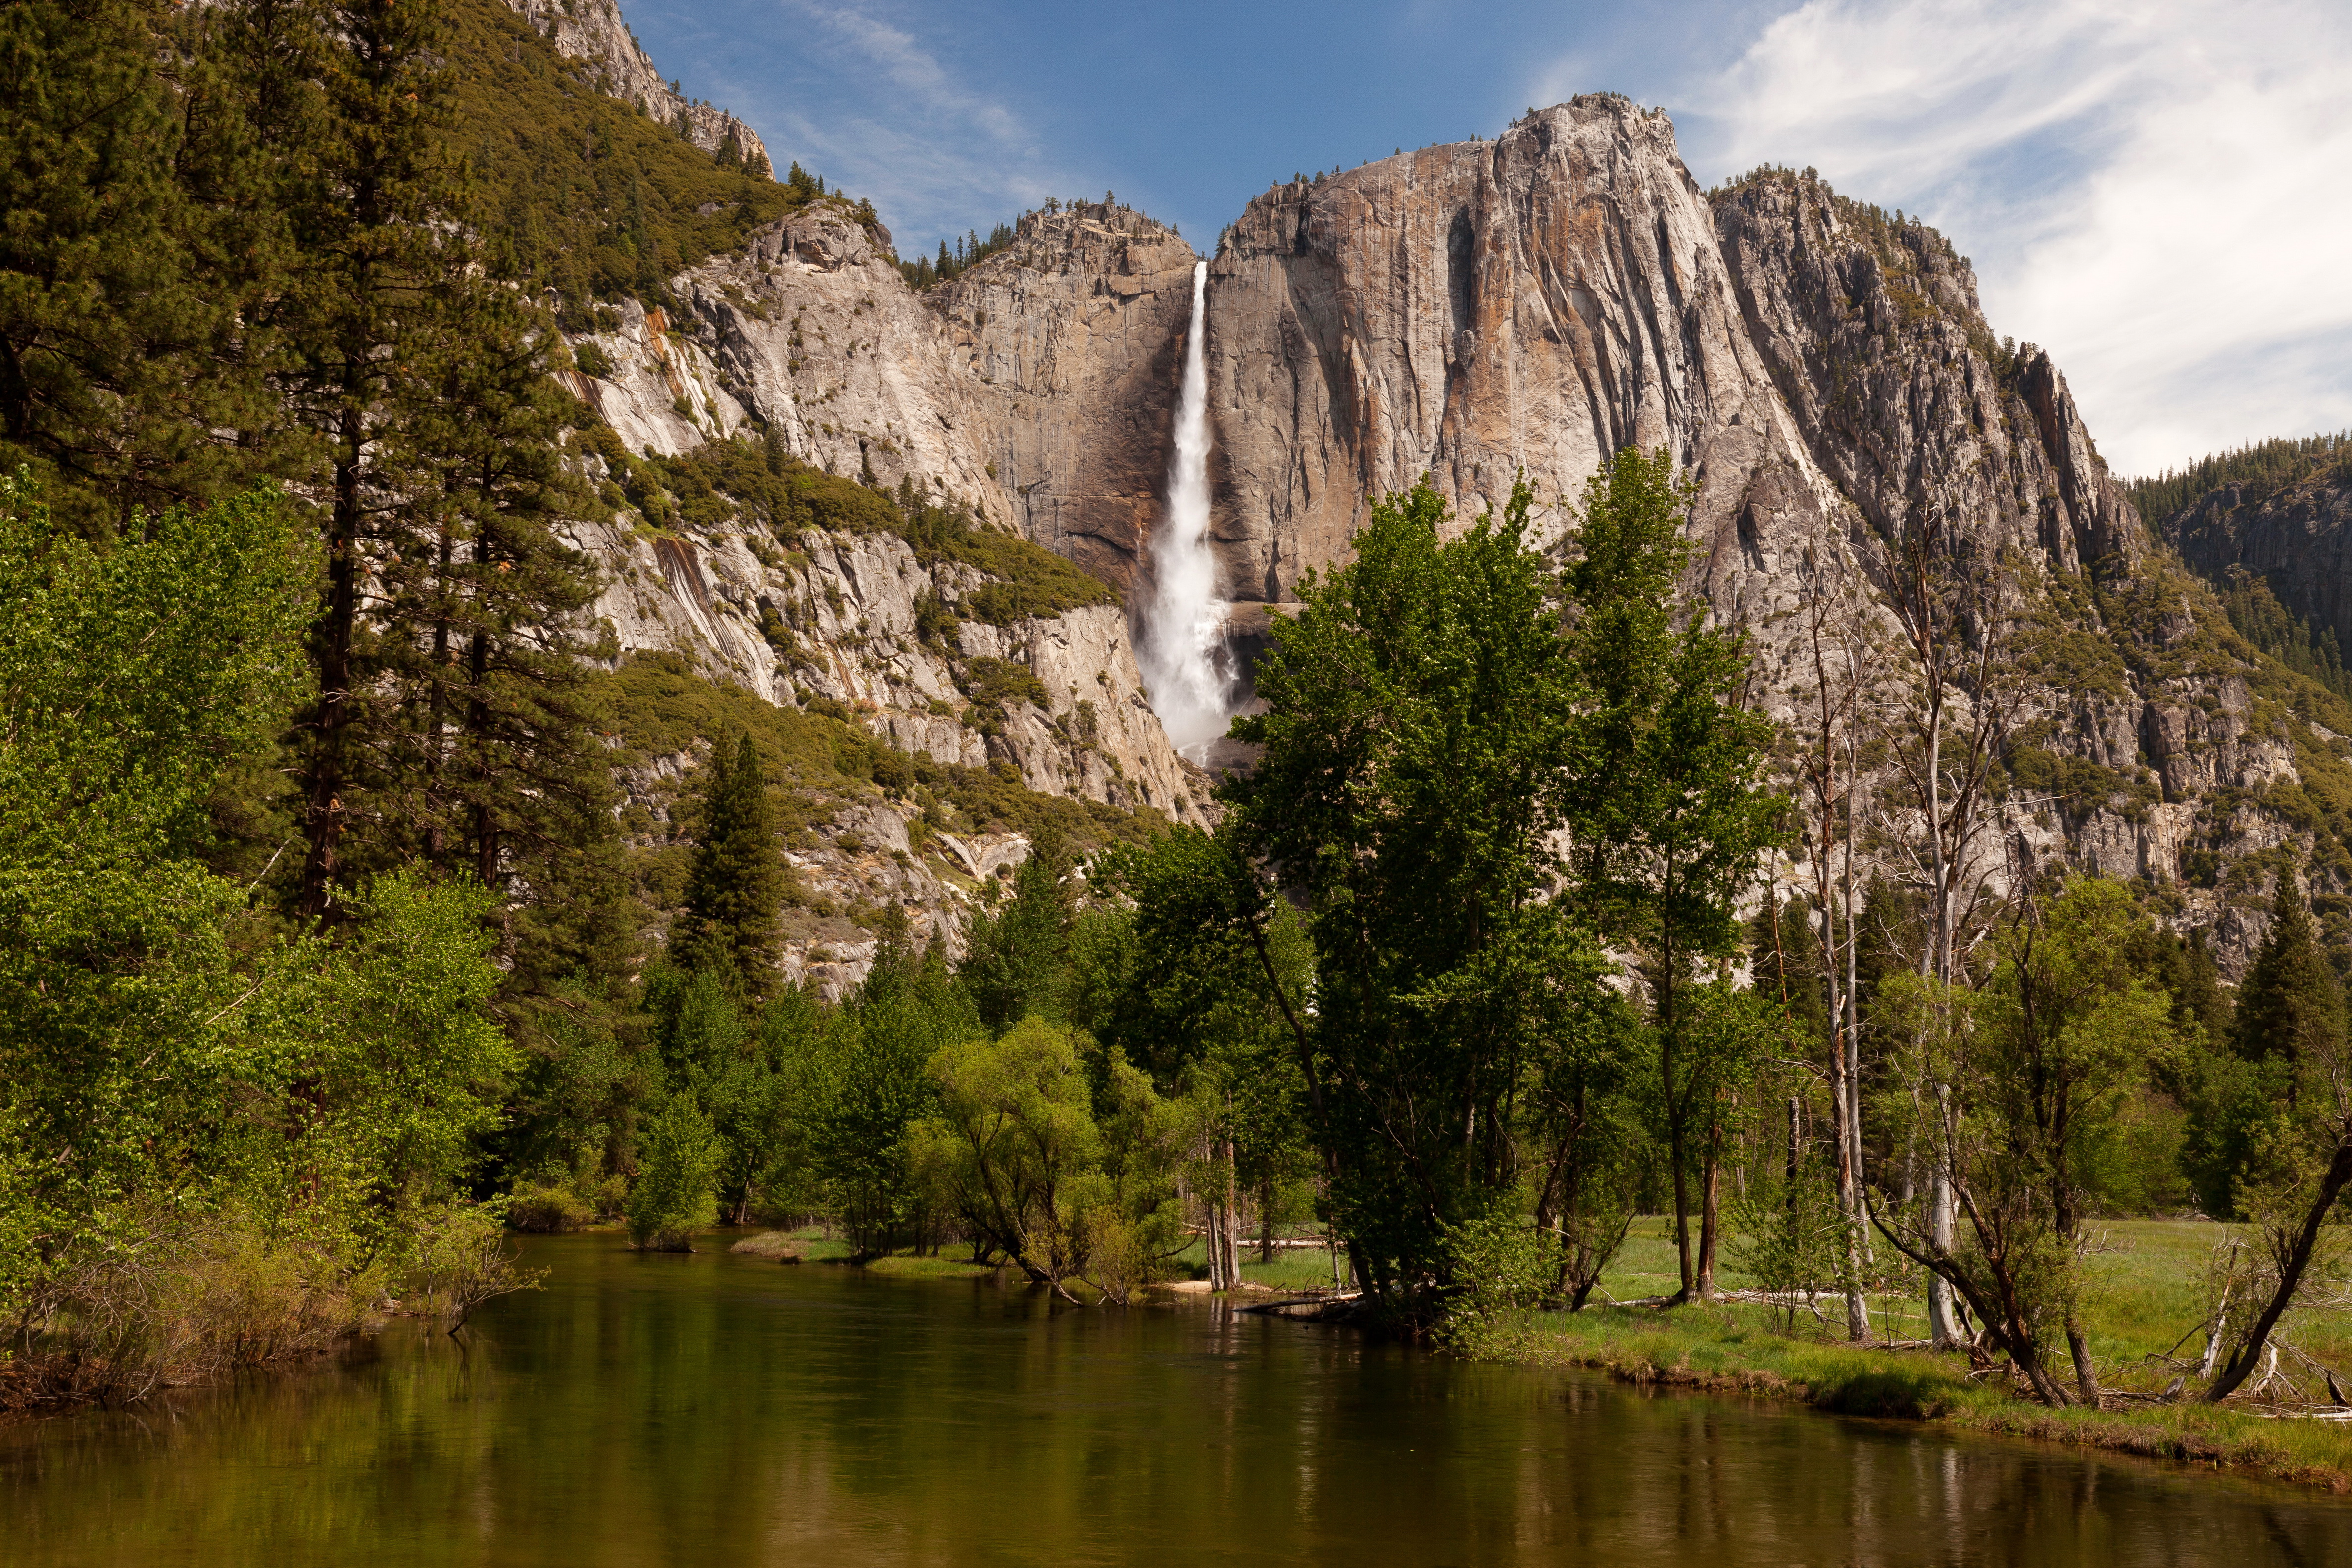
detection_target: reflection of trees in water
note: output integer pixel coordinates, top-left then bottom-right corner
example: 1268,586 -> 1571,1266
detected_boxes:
8,1243 -> 2348,1565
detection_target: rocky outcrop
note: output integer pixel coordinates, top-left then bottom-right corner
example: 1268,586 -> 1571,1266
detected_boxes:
560,196 -> 1216,809
2163,476 -> 2352,656
1206,103 -> 1757,598
1712,176 -> 2141,580
566,298 -> 752,458
500,0 -> 769,169
931,205 -> 1201,591
572,511 -> 1203,824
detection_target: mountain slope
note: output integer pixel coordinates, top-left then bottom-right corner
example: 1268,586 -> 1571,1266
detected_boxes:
511,20 -> 2349,978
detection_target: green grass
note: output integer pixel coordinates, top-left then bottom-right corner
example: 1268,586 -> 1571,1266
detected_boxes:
1492,1216 -> 2352,1492
724,1227 -> 992,1279
1161,1235 -> 1351,1293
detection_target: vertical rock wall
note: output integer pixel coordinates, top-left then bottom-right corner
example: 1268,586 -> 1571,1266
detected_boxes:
933,205 -> 1201,593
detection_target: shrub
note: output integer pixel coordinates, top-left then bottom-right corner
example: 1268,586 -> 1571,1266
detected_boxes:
508,1183 -> 596,1233
398,1201 -> 542,1329
626,1098 -> 723,1251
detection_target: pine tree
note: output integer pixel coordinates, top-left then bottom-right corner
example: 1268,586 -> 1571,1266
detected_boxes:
2235,879 -> 2345,1075
959,830 -> 1075,1031
0,0 -> 284,531
214,0 -> 471,919
672,734 -> 782,987
399,239 -> 637,1019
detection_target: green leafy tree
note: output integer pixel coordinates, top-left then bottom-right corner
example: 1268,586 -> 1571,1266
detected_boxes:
1225,476 -> 1603,1322
0,474 -> 515,1381
1877,879 -> 2175,1406
1089,826 -> 1316,1287
802,942 -> 971,1254
1519,969 -> 1650,1310
910,1018 -> 1188,1301
1565,446 -> 1785,1301
625,1095 -> 723,1251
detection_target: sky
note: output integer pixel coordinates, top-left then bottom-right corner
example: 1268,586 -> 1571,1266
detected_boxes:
620,0 -> 2352,478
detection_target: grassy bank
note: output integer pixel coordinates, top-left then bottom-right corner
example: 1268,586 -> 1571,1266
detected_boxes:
721,1220 -> 2352,1489
726,1228 -> 996,1282
1481,1217 -> 2352,1493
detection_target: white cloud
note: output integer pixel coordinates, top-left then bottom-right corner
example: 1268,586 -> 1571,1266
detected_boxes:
706,2 -> 1075,252
1662,0 -> 2352,474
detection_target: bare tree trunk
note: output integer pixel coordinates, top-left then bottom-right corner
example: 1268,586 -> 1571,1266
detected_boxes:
1215,1201 -> 1229,1291
1695,1137 -> 1722,1301
1843,804 -> 1872,1274
1220,1140 -> 1241,1289
2206,1133 -> 2352,1400
1922,687 -> 1960,1350
1803,574 -> 1872,1342
298,414 -> 364,922
1927,1089 -> 1957,1345
2066,1312 -> 2103,1407
1786,1096 -> 1802,1210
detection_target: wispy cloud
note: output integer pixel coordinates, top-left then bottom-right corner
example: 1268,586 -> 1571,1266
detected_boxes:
1654,0 -> 2352,475
697,1 -> 1077,253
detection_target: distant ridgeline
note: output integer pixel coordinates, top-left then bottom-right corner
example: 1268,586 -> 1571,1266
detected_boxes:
2133,433 -> 2352,702
2126,431 -> 2352,523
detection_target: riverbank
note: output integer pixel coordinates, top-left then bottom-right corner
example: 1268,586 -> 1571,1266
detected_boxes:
1473,1218 -> 2352,1494
716,1218 -> 2352,1492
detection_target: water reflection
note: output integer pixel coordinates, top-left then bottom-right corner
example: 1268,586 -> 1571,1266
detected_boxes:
4,1236 -> 2348,1567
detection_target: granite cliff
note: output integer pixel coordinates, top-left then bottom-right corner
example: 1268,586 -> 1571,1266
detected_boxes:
2163,474 -> 2352,662
542,35 -> 2349,978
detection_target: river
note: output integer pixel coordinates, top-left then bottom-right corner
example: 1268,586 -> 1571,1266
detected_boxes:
5,1235 -> 2350,1565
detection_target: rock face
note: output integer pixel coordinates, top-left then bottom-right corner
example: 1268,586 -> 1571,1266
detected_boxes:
543,24 -> 2334,975
931,205 -> 1201,592
566,196 -> 1215,823
2163,476 -> 2352,656
1168,98 -> 2317,968
1201,98 -> 2140,615
500,0 -> 769,168
571,511 -> 1203,826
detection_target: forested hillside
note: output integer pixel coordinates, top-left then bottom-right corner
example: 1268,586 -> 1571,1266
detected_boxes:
2133,433 -> 2352,717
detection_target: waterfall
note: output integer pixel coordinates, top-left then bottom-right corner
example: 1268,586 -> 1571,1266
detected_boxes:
1141,260 -> 1231,757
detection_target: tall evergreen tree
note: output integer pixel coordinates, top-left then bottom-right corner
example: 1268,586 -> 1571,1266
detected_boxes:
190,0 -> 627,986
959,830 -> 1076,1031
396,239 -> 632,1006
216,0 -> 469,919
672,734 -> 782,986
0,0 -> 284,530
2234,879 -> 2344,1078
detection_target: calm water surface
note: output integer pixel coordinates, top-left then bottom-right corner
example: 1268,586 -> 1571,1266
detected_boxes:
6,1234 -> 2352,1566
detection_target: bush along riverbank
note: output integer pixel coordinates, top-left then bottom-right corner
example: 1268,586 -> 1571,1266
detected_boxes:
1439,1220 -> 2352,1494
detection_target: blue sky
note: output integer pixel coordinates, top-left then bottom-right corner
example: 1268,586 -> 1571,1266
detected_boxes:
622,0 -> 2352,478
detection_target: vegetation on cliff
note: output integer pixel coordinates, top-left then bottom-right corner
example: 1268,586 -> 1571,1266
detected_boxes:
2127,431 -> 2352,525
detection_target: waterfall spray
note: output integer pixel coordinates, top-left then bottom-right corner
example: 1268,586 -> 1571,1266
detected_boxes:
1141,261 -> 1231,757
